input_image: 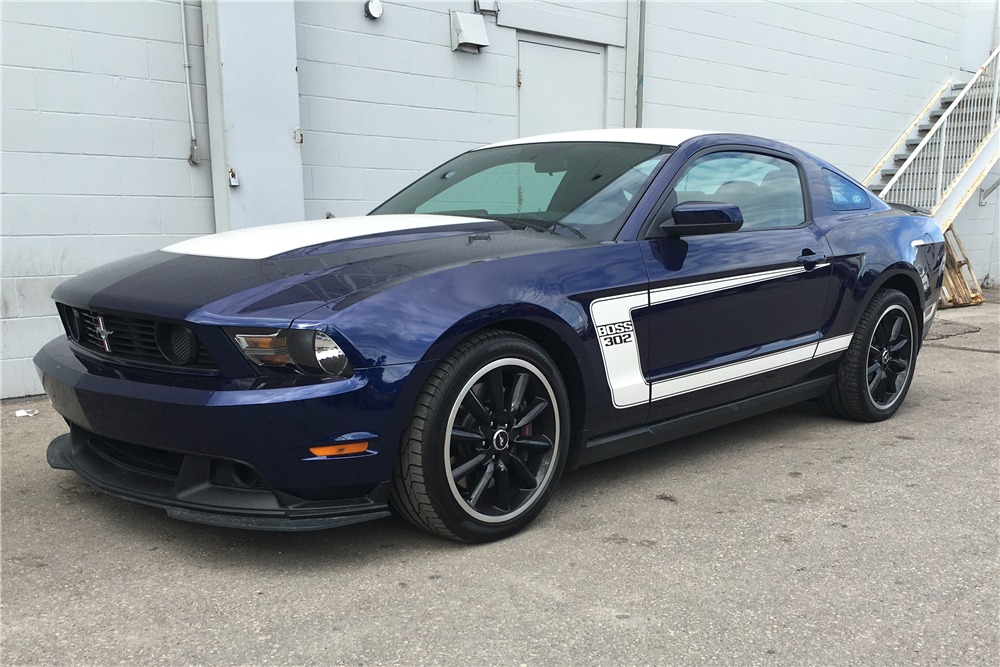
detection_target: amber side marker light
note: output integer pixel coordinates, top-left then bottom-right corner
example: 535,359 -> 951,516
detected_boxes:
309,442 -> 369,457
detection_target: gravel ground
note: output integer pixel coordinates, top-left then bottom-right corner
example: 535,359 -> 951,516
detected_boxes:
2,291 -> 997,666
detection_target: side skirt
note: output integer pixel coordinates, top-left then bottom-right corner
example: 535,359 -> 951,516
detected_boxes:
577,376 -> 835,467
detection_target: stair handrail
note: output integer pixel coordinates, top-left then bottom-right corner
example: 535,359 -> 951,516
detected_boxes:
862,79 -> 952,186
881,43 -> 1000,208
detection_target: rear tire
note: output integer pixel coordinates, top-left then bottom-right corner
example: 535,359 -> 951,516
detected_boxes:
389,329 -> 570,542
820,288 -> 918,422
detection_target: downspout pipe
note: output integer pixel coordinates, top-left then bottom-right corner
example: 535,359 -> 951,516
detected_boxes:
180,0 -> 200,165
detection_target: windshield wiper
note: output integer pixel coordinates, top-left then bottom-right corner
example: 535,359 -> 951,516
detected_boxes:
489,215 -> 587,240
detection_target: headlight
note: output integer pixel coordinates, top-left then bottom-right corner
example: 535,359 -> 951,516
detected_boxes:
225,328 -> 354,378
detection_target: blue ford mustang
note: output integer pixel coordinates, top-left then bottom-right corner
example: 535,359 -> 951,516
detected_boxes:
36,129 -> 946,542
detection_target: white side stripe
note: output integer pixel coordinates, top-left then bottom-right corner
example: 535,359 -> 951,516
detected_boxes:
589,291 -> 650,408
650,265 -> 815,305
650,343 -> 818,401
814,333 -> 853,357
590,266 -> 854,408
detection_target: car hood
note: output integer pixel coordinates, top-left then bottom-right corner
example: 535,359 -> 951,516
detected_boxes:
52,214 -> 593,326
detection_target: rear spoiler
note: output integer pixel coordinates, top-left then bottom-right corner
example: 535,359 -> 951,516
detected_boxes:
886,201 -> 932,216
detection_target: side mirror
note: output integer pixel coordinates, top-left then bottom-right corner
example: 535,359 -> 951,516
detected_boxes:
661,201 -> 743,236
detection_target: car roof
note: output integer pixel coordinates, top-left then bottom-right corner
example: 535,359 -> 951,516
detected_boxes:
477,128 -> 718,150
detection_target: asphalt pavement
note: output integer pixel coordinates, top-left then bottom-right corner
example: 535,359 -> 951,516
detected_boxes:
2,291 -> 997,666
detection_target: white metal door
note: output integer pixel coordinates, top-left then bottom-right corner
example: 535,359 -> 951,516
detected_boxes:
517,39 -> 605,138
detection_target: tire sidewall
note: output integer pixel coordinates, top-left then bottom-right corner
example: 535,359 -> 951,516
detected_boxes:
847,290 -> 919,421
418,334 -> 571,542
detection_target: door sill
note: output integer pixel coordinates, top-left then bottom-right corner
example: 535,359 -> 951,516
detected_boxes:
577,376 -> 834,467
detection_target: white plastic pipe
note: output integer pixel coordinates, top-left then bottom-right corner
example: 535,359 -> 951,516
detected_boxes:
180,0 -> 199,165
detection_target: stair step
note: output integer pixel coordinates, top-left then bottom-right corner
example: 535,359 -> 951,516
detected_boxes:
894,152 -> 911,162
881,166 -> 899,176
926,108 -> 979,121
918,122 -> 934,131
940,94 -> 958,104
952,82 -> 970,92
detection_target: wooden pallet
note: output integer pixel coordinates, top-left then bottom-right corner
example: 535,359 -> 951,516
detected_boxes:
939,226 -> 984,308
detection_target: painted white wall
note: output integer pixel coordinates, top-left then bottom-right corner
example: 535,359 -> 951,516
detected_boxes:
201,0 -> 305,231
294,2 -> 520,220
961,0 -> 999,72
952,163 -> 1000,286
1,0 -> 214,398
294,1 -> 626,220
640,1 -> 971,180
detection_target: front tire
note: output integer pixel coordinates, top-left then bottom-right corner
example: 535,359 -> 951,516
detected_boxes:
821,288 -> 918,422
389,329 -> 570,542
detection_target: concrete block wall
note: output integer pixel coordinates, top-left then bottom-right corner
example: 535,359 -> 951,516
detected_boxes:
295,1 -> 628,220
1,0 -> 214,397
640,1 -> 971,181
295,2 -> 521,220
952,163 -> 1000,287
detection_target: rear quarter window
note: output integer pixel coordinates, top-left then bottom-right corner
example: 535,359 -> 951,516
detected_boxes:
825,169 -> 872,211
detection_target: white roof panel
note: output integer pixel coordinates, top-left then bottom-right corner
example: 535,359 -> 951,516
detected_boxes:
478,128 -> 718,151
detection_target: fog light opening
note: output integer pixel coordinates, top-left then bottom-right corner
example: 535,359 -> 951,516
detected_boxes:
210,459 -> 268,489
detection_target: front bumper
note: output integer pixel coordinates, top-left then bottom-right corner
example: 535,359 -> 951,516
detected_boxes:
35,336 -> 433,529
47,427 -> 390,531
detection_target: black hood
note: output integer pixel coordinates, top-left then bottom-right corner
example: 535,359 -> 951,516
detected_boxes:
52,217 -> 593,325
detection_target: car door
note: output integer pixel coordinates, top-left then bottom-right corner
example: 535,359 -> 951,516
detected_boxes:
636,148 -> 838,423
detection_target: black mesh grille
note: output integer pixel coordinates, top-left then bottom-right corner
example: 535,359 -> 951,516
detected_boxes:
57,304 -> 217,372
170,325 -> 196,364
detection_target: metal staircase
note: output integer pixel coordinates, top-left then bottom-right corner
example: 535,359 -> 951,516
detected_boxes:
864,46 -> 1000,307
866,81 -> 965,195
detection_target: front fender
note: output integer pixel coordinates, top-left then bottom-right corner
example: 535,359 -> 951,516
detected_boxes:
420,302 -> 589,366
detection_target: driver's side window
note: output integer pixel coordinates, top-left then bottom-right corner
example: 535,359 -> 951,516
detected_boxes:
665,151 -> 806,230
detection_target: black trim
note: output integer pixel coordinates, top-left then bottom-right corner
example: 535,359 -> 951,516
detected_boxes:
47,428 -> 391,532
885,202 -> 932,216
577,376 -> 835,466
57,303 -> 219,374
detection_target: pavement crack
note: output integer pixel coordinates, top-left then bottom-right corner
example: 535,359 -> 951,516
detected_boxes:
924,343 -> 999,355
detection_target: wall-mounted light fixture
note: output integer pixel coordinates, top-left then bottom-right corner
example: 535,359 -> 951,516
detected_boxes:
364,0 -> 383,20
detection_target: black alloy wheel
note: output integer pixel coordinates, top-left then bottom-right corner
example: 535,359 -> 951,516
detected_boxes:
820,288 -> 919,422
865,304 -> 914,409
445,358 -> 559,522
390,329 -> 570,542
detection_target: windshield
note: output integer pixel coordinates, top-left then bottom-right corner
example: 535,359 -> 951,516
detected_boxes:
371,142 -> 672,241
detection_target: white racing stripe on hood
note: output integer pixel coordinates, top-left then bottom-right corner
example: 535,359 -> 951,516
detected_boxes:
162,214 -> 487,260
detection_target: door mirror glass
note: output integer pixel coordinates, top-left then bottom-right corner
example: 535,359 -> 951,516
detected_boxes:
662,201 -> 744,236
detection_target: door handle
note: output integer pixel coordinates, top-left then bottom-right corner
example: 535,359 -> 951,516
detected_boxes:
797,251 -> 827,266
